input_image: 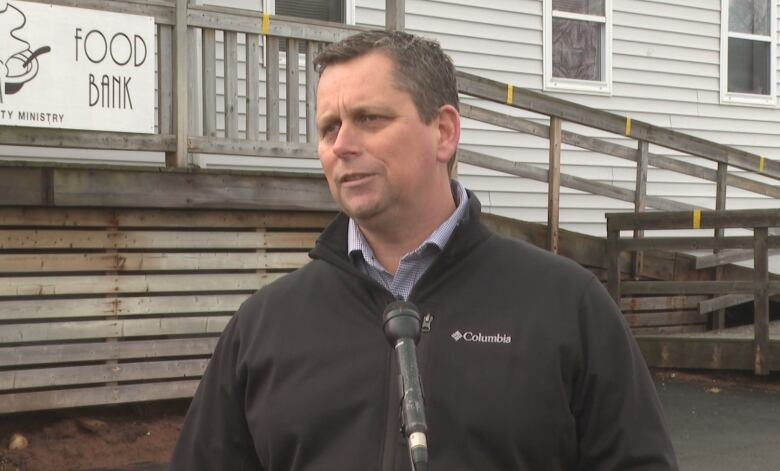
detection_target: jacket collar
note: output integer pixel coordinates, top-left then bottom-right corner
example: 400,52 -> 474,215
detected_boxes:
310,190 -> 492,271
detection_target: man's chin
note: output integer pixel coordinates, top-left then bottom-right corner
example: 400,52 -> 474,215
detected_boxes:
339,201 -> 383,223
342,207 -> 379,222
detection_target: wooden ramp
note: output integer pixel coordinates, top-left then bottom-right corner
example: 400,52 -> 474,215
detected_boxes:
605,209 -> 780,374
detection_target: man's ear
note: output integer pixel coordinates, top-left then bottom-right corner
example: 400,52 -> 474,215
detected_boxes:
435,105 -> 461,165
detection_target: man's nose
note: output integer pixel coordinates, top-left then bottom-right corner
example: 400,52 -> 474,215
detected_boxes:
331,121 -> 360,158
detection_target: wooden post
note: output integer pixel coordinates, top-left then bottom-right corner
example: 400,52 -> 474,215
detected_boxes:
715,162 -> 728,220
201,28 -> 217,138
187,25 -> 199,141
712,162 -> 728,329
386,0 -> 405,31
286,39 -> 300,144
753,226 -> 770,375
224,31 -> 239,139
157,25 -> 173,136
547,117 -> 561,254
607,228 -> 621,305
247,34 -> 261,140
169,0 -> 190,167
305,41 -> 318,144
266,37 -> 280,142
632,140 -> 648,279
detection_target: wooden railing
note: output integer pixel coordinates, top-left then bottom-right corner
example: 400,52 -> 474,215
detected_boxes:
185,4 -> 365,162
454,72 -> 780,254
1,0 -> 779,252
605,209 -> 780,375
0,0 -> 365,163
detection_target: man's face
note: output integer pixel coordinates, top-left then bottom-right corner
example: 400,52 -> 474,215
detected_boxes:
316,52 -> 448,227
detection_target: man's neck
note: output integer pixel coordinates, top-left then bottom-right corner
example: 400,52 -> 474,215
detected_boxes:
355,188 -> 458,275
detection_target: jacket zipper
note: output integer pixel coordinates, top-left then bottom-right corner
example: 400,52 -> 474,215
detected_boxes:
380,346 -> 400,471
415,312 -> 433,469
421,313 -> 434,333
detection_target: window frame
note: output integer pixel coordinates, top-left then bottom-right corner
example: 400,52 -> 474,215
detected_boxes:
543,0 -> 613,95
264,0 -> 355,27
720,0 -> 777,107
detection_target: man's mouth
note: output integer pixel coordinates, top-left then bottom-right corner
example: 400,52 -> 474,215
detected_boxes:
340,173 -> 374,184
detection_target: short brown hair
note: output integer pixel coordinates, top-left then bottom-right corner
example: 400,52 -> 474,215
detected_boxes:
314,30 -> 459,123
314,30 -> 459,172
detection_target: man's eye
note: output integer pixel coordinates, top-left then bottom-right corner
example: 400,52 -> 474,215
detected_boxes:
359,114 -> 383,124
320,122 -> 340,138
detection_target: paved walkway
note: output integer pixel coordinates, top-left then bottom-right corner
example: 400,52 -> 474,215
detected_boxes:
89,378 -> 780,471
656,378 -> 780,471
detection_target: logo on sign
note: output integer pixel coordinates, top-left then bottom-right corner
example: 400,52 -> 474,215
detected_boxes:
0,1 -> 51,104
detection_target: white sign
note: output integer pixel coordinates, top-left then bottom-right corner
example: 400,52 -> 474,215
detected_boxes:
0,0 -> 154,133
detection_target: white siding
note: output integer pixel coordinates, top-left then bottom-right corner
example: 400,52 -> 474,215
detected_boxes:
358,0 -> 780,242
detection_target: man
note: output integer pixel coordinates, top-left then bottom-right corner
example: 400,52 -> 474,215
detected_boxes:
170,30 -> 678,470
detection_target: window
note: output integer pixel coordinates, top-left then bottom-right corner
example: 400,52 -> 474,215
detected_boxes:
275,0 -> 345,23
544,0 -> 612,94
264,0 -> 354,25
720,0 -> 777,106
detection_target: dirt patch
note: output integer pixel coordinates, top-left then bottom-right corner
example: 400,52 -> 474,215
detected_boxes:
0,400 -> 188,471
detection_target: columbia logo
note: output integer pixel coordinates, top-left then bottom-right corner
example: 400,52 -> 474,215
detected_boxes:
450,330 -> 512,344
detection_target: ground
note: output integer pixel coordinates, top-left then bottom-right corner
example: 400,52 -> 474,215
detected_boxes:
0,401 -> 187,471
0,369 -> 778,471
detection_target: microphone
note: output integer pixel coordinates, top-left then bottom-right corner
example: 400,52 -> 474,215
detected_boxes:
383,301 -> 429,471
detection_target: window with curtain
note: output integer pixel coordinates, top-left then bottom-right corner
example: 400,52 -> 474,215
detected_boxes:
544,0 -> 612,93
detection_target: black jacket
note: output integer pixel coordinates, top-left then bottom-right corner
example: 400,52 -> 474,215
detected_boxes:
171,195 -> 678,470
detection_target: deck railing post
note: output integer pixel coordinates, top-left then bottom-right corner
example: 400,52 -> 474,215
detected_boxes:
202,28 -> 217,138
606,226 -> 621,305
632,140 -> 648,279
712,162 -> 728,329
286,39 -> 300,143
187,22 -> 199,143
246,34 -> 261,140
386,0 -> 405,30
305,41 -> 319,144
753,226 -> 770,375
711,162 -> 728,330
266,36 -> 280,142
168,0 -> 191,168
157,24 -> 173,137
547,117 -> 562,254
224,31 -> 239,139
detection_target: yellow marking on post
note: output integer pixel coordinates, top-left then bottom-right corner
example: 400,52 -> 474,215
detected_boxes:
692,209 -> 701,229
759,156 -> 765,173
262,13 -> 270,35
506,84 -> 514,105
625,117 -> 632,136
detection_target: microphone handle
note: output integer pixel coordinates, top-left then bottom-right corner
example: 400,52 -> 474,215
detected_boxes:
394,338 -> 429,470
